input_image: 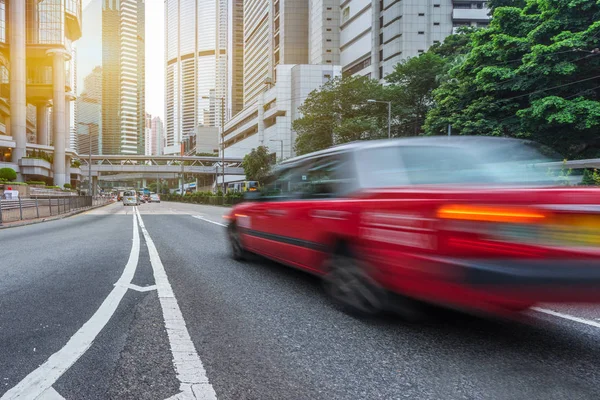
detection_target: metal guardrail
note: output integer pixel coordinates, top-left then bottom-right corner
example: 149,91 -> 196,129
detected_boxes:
0,196 -> 111,225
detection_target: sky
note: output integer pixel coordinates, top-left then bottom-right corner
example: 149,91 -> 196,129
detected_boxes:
80,0 -> 165,120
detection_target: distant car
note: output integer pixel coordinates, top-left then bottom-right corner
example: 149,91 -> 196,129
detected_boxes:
227,137 -> 600,318
149,194 -> 160,203
138,195 -> 146,203
123,191 -> 139,206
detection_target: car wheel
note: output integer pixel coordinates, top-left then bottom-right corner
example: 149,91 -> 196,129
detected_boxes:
323,247 -> 387,316
227,223 -> 246,261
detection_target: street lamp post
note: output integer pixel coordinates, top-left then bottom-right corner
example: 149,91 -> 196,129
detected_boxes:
78,122 -> 95,196
367,99 -> 392,139
269,139 -> 283,162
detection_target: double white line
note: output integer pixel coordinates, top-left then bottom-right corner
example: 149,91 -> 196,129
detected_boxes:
2,208 -> 216,400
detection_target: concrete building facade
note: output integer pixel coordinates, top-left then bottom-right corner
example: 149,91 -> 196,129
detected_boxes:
150,116 -> 164,155
224,64 -> 341,161
338,0 -> 490,79
0,0 -> 83,186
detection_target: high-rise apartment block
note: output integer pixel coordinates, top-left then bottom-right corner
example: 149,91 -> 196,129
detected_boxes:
339,0 -> 489,79
77,67 -> 102,155
308,0 -> 340,65
150,116 -> 164,156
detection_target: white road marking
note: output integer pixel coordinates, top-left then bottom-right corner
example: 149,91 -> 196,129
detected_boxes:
135,209 -> 217,400
2,211 -> 140,400
533,307 -> 600,329
35,387 -> 65,400
192,215 -> 226,227
116,283 -> 158,292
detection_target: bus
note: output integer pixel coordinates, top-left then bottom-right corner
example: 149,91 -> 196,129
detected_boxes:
226,180 -> 260,193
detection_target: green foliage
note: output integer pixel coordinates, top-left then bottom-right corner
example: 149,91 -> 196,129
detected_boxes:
71,159 -> 81,168
242,146 -> 275,183
0,167 -> 17,181
63,183 -> 72,189
581,169 -> 600,185
26,180 -> 46,185
45,185 -> 61,189
547,160 -> 573,186
293,76 -> 386,155
425,0 -> 600,159
385,52 -> 449,136
293,30 -> 475,155
195,152 -> 219,157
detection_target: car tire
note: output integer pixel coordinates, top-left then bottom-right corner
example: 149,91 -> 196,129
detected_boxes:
227,223 -> 247,261
323,246 -> 387,317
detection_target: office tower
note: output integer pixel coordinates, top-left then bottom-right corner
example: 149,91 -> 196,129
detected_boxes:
0,0 -> 82,186
227,0 -> 244,120
151,116 -> 164,155
102,0 -> 145,155
308,0 -> 340,65
77,67 -> 102,155
164,0 -> 227,155
242,0 -> 309,106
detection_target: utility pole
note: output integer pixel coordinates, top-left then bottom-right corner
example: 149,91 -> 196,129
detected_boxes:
220,96 -> 225,195
180,140 -> 185,195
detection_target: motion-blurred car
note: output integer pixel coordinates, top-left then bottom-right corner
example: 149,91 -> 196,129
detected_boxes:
123,190 -> 139,206
226,137 -> 600,317
149,194 -> 160,203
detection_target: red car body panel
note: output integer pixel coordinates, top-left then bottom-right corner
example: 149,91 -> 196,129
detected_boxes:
228,140 -> 600,315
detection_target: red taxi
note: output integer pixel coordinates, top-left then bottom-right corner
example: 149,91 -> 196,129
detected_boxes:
227,137 -> 600,316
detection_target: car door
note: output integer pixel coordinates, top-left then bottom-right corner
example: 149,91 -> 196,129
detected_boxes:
247,162 -> 310,263
263,154 -> 357,273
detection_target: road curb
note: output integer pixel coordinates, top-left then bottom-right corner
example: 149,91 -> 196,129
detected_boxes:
0,201 -> 114,229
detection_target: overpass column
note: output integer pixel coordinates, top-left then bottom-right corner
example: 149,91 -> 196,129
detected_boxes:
47,49 -> 70,187
9,0 -> 27,179
36,103 -> 49,145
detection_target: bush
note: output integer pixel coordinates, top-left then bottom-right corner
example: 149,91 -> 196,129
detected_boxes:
45,185 -> 61,189
71,160 -> 81,168
26,180 -> 46,185
0,167 -> 17,182
63,183 -> 72,189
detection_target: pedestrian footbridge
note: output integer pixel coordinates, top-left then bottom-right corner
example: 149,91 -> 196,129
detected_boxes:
78,155 -> 245,181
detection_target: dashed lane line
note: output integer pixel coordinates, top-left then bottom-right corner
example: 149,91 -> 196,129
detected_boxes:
192,215 -> 227,227
2,211 -> 141,400
533,307 -> 600,329
135,208 -> 217,400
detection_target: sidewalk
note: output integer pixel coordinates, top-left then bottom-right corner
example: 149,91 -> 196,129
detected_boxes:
0,200 -> 114,229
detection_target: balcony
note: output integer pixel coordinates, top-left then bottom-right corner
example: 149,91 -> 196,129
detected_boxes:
452,8 -> 490,22
65,0 -> 83,41
19,157 -> 53,178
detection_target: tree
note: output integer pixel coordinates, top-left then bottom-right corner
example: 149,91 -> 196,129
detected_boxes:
0,167 -> 17,181
242,146 -> 275,184
293,76 -> 386,155
425,0 -> 600,159
384,52 -> 448,136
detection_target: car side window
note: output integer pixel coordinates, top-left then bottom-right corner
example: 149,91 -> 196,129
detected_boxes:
301,154 -> 353,199
261,163 -> 310,200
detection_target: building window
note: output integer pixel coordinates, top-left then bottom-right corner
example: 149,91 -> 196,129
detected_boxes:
434,22 -> 440,26
434,4 -> 441,7
418,13 -> 425,16
342,7 -> 350,23
418,31 -> 425,34
418,49 -> 425,53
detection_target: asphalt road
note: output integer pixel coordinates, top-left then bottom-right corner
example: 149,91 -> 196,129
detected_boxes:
1,201 -> 600,400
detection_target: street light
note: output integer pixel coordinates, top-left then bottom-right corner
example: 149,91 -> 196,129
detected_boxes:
77,122 -> 96,196
367,99 -> 392,139
202,95 -> 226,194
269,139 -> 283,162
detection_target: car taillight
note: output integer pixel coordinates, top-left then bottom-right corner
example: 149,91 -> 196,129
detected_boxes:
437,204 -> 546,224
438,204 -> 600,251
